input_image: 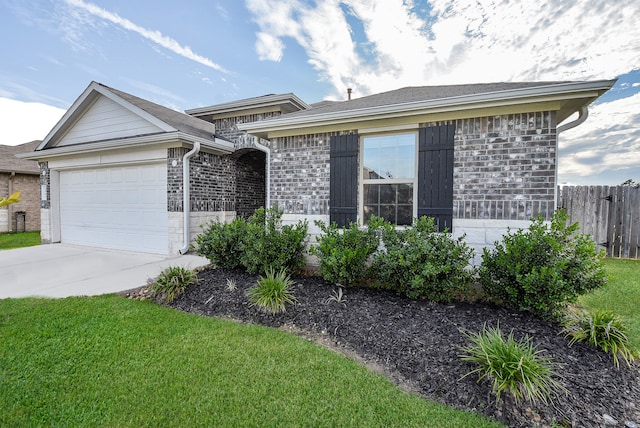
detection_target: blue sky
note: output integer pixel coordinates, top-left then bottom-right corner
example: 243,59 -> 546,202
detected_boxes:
1,0 -> 639,185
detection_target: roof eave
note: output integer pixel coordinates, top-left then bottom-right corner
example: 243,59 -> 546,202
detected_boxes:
238,80 -> 616,137
18,132 -> 234,161
186,93 -> 311,117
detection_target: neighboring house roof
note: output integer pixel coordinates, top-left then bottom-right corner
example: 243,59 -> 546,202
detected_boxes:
239,80 -> 616,138
0,140 -> 40,174
21,81 -> 234,161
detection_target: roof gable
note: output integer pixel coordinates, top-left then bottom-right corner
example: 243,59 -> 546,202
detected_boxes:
39,81 -> 218,151
55,94 -> 166,147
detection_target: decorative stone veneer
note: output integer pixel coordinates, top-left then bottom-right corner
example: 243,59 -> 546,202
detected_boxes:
168,211 -> 235,254
40,208 -> 51,243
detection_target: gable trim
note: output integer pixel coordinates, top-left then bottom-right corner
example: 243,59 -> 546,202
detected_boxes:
38,81 -> 176,151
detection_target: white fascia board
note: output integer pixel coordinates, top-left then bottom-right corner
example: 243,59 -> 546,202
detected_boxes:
19,132 -> 234,161
238,80 -> 616,134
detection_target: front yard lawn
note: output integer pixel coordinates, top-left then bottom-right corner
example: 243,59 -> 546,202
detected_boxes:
578,257 -> 640,350
0,295 -> 501,428
0,231 -> 40,250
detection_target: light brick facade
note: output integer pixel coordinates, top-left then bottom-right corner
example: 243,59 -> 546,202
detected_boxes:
0,171 -> 40,232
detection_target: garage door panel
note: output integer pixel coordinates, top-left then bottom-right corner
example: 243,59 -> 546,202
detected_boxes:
60,163 -> 168,254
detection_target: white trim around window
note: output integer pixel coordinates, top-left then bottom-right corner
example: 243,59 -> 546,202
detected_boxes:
359,131 -> 419,226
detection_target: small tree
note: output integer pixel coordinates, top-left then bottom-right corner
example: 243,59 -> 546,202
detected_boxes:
0,191 -> 21,207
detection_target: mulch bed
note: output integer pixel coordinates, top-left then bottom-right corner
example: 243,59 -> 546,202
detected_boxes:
142,267 -> 640,427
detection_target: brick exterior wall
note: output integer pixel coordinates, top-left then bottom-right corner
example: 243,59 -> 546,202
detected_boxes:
267,112 -> 557,221
213,112 -> 281,142
447,111 -> 557,221
235,150 -> 266,219
40,162 -> 50,209
0,172 -> 40,232
167,148 -> 236,213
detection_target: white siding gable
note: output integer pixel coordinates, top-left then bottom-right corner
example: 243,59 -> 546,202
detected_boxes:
56,95 -> 167,147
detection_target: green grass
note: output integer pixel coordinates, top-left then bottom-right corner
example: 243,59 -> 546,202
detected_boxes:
0,296 -> 502,427
0,231 -> 40,250
578,258 -> 640,351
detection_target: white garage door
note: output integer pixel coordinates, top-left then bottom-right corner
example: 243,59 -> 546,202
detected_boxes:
60,163 -> 168,254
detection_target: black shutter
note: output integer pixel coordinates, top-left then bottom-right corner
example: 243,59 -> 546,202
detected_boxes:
329,133 -> 358,227
418,124 -> 455,232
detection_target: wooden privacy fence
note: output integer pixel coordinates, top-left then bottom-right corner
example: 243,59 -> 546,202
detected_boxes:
558,186 -> 640,259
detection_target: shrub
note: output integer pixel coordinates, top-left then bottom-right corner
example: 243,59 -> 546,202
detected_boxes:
460,324 -> 564,404
562,309 -> 636,367
372,216 -> 475,302
247,268 -> 297,314
310,218 -> 384,287
149,265 -> 198,302
241,207 -> 309,275
195,217 -> 247,269
479,210 -> 607,319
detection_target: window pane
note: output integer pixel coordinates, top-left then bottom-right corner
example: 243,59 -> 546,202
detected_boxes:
363,184 -> 414,226
363,133 -> 415,180
397,184 -> 413,204
379,184 -> 395,204
364,184 -> 379,204
397,205 -> 413,226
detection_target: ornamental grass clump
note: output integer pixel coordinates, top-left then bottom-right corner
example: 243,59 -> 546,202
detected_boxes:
149,265 -> 198,303
460,324 -> 565,404
562,309 -> 636,368
247,268 -> 297,314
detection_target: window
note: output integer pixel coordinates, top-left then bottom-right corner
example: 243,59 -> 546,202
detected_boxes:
361,133 -> 416,226
329,125 -> 453,231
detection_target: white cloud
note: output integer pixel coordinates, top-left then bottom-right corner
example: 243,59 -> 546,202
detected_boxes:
63,0 -> 230,74
246,0 -> 640,95
0,98 -> 66,146
245,0 -> 640,185
255,32 -> 285,61
559,92 -> 640,184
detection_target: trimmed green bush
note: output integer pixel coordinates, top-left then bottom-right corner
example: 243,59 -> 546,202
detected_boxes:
241,207 -> 309,275
149,265 -> 198,302
195,217 -> 247,269
562,309 -> 636,367
247,268 -> 297,314
372,216 -> 475,302
310,217 -> 384,287
479,210 -> 607,319
460,324 -> 564,404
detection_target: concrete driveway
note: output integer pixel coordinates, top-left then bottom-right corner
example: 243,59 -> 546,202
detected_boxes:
0,244 -> 210,298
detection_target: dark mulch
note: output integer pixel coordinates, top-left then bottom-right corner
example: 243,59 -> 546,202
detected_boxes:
148,267 -> 639,427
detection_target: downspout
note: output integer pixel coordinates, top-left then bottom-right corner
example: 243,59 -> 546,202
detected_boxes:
252,139 -> 271,209
555,106 -> 589,209
179,141 -> 200,255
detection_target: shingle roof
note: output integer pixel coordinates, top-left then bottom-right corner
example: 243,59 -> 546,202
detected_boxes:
285,82 -> 568,119
97,83 -> 218,140
0,141 -> 40,174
